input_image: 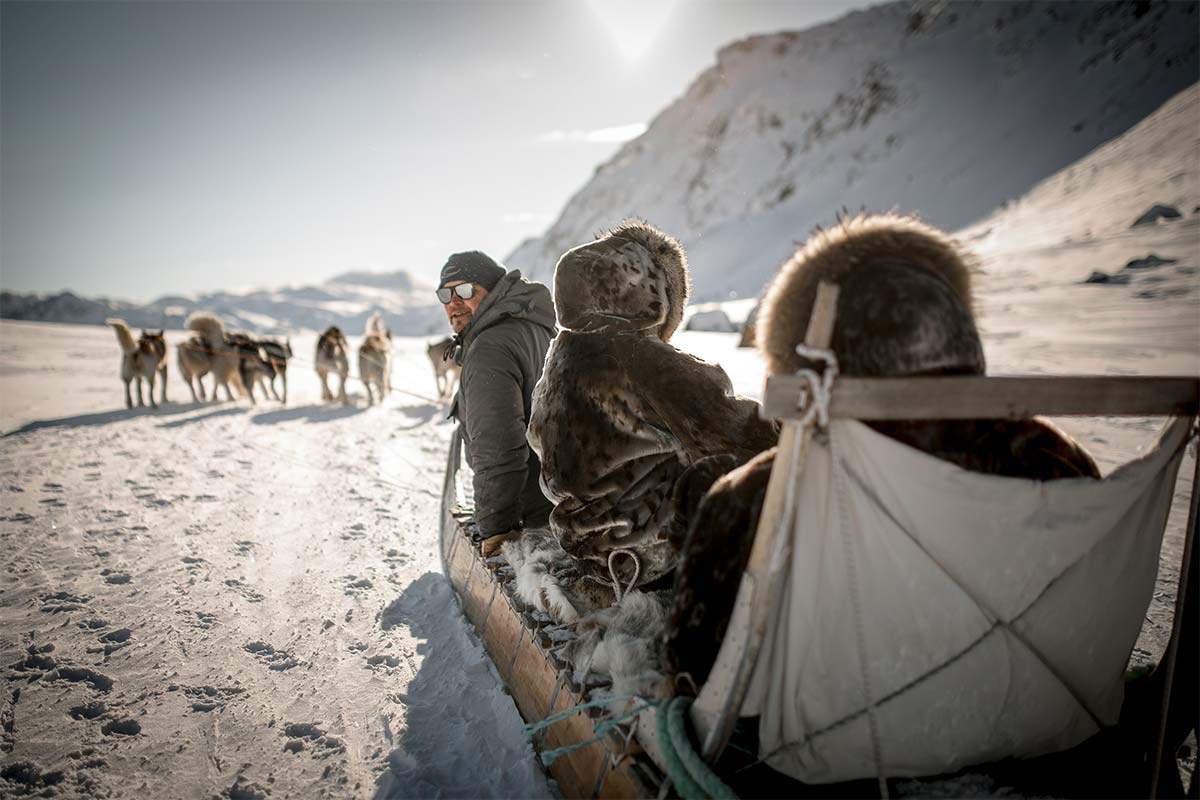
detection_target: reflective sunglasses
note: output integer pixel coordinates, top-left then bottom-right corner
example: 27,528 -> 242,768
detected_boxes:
436,283 -> 477,304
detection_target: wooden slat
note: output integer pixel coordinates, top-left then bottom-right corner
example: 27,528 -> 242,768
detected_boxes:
464,559 -> 494,627
762,375 -> 1200,421
478,589 -> 519,671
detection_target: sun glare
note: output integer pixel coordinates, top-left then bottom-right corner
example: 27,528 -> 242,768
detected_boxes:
586,0 -> 679,62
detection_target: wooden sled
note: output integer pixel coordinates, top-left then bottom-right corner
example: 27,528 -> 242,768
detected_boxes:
440,288 -> 1199,798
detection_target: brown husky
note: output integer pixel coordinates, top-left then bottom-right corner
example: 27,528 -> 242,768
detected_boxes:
106,319 -> 167,409
426,336 -> 460,402
180,312 -> 242,402
358,312 -> 392,406
316,326 -> 350,404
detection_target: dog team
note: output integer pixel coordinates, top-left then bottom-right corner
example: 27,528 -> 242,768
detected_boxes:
105,311 -> 457,409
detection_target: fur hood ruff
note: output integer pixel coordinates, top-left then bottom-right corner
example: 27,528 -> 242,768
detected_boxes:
758,213 -> 984,378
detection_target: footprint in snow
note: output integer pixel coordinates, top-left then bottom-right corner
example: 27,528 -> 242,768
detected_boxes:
244,641 -> 300,671
40,591 -> 91,614
224,579 -> 264,603
100,718 -> 140,736
68,701 -> 108,720
343,576 -> 373,596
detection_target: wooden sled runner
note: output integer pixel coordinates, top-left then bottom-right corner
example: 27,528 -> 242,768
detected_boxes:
441,286 -> 1199,798
439,430 -> 667,798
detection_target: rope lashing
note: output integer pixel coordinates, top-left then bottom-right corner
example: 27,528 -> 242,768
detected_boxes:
793,344 -> 839,429
521,693 -> 655,766
523,694 -> 737,798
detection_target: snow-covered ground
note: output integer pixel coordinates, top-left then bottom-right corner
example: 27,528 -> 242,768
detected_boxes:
0,326 -> 556,798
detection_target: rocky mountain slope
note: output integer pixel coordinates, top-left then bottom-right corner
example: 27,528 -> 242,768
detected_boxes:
507,0 -> 1199,301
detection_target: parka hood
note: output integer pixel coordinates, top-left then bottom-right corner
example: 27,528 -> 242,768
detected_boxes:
759,213 -> 984,377
552,220 -> 690,341
459,270 -> 556,352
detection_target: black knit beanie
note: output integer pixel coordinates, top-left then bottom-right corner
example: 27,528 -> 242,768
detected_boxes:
439,251 -> 506,291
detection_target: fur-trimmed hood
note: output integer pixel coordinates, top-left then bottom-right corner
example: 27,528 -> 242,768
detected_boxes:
552,220 -> 690,341
758,213 -> 985,377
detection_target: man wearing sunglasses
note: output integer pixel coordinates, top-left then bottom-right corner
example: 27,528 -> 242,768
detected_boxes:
437,250 -> 556,555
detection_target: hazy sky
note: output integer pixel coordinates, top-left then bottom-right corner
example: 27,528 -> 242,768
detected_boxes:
2,0 -> 865,302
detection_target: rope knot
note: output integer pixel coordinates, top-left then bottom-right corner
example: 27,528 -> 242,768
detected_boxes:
793,344 -> 839,430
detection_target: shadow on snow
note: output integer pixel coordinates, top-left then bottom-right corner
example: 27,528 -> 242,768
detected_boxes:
2,401 -> 206,437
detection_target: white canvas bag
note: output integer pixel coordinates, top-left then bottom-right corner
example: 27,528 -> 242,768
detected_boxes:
741,416 -> 1192,783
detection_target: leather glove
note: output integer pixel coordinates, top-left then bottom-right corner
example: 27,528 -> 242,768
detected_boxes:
480,527 -> 522,558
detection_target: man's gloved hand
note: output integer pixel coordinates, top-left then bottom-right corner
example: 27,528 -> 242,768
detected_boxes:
480,527 -> 522,557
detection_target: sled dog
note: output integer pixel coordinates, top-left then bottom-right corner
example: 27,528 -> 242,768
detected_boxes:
106,319 -> 167,409
257,338 -> 293,404
227,333 -> 274,405
358,312 -> 392,406
426,336 -> 460,402
316,326 -> 350,403
181,312 -> 243,402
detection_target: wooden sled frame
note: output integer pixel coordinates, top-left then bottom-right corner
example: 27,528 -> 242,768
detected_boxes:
439,431 -> 666,799
438,285 -> 1198,798
689,283 -> 1200,798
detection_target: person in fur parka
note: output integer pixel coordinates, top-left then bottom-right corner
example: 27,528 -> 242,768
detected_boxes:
526,220 -> 779,600
664,213 -> 1101,688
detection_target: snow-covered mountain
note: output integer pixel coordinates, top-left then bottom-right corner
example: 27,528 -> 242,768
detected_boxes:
507,0 -> 1199,301
0,269 -> 447,336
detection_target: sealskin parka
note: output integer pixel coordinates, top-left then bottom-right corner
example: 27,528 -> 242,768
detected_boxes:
450,270 -> 556,535
526,221 -> 778,593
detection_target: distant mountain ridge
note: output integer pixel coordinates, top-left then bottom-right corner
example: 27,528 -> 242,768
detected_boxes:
0,269 -> 446,336
506,0 -> 1199,301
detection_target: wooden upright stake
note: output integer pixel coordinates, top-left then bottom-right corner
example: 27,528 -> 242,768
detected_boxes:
1150,428 -> 1199,798
690,281 -> 841,763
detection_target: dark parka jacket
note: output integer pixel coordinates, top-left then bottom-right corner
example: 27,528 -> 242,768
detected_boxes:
450,270 -> 556,535
526,221 -> 778,591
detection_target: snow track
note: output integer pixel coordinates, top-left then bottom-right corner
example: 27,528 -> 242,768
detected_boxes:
0,326 -> 554,799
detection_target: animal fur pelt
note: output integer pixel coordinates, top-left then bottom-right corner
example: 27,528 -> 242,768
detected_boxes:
316,326 -> 349,404
106,319 -> 167,409
758,212 -> 983,378
182,312 -> 243,403
357,312 -> 392,406
560,589 -> 672,699
500,527 -> 582,624
528,220 -> 778,594
665,213 -> 1100,689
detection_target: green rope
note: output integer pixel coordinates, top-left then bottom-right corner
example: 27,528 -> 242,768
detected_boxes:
521,691 -> 738,799
658,696 -> 738,800
535,701 -> 656,766
658,697 -> 710,799
520,693 -> 639,738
